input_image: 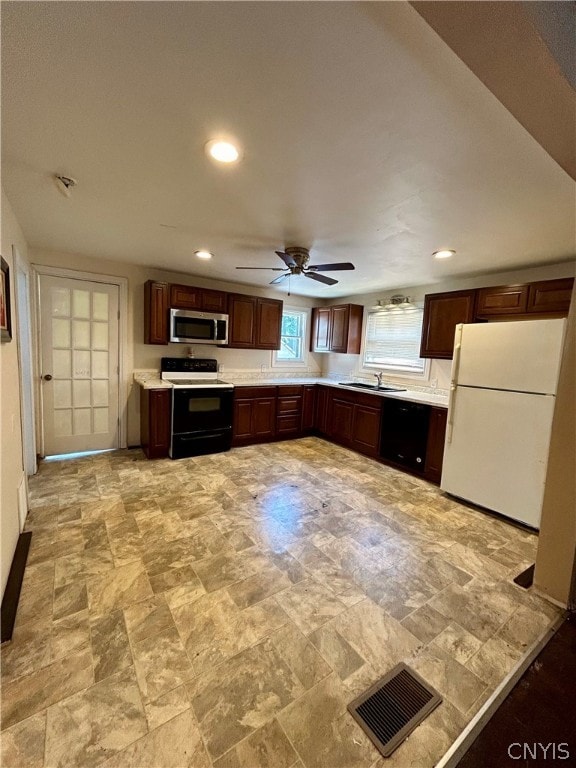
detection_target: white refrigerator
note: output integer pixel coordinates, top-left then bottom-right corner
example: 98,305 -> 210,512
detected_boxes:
441,318 -> 566,529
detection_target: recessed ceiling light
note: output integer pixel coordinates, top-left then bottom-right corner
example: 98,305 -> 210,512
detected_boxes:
433,249 -> 456,259
195,250 -> 213,260
205,140 -> 240,164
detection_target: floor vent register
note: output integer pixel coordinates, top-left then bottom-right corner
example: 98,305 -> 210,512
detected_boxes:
348,663 -> 443,757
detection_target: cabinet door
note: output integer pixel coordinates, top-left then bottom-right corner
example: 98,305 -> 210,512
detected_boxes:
201,289 -> 228,313
475,285 -> 528,318
424,407 -> 448,484
311,307 -> 331,352
352,404 -> 382,457
301,386 -> 316,432
420,290 -> 476,359
170,284 -> 202,310
314,386 -> 329,433
253,398 -> 276,438
228,294 -> 257,348
144,281 -> 169,345
141,388 -> 171,458
330,397 -> 354,444
233,400 -> 254,441
256,298 -> 282,349
330,306 -> 350,353
527,278 -> 574,314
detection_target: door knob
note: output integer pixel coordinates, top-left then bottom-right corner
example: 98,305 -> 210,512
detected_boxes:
43,374 -> 53,381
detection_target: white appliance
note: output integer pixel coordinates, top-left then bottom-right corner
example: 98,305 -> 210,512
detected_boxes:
441,318 -> 566,528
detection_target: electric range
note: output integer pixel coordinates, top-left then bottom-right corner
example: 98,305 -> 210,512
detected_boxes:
160,358 -> 234,458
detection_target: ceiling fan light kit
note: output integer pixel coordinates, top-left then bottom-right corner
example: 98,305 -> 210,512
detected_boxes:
236,246 -> 355,288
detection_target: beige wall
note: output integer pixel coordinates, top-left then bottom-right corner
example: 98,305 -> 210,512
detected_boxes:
1,189 -> 28,599
30,247 -> 323,446
321,260 -> 576,389
534,282 -> 576,607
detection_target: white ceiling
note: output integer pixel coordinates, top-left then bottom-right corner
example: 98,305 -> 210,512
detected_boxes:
2,1 -> 574,298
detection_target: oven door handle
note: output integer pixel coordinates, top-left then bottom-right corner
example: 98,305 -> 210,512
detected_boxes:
176,430 -> 230,442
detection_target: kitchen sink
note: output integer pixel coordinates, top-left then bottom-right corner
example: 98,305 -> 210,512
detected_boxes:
338,382 -> 406,392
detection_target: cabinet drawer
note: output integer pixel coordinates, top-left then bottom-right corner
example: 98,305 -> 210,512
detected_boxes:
276,385 -> 303,397
277,396 -> 302,414
276,414 -> 301,434
234,386 -> 275,399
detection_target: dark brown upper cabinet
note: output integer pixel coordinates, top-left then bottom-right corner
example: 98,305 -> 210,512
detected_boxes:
228,294 -> 282,349
475,284 -> 529,318
144,281 -> 169,345
420,290 -> 476,359
527,278 -> 573,314
310,304 -> 363,354
256,298 -> 283,349
170,284 -> 228,313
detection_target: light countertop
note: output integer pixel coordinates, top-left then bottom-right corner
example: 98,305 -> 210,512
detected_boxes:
134,372 -> 448,408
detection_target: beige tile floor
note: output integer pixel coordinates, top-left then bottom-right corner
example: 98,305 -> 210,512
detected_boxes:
1,438 -> 560,768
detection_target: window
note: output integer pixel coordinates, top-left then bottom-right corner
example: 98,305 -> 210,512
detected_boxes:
272,308 -> 307,367
363,304 -> 426,375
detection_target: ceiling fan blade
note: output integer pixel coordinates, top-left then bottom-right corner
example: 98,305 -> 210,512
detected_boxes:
307,262 -> 355,272
270,274 -> 290,285
305,272 -> 338,286
276,250 -> 297,268
235,267 -> 285,271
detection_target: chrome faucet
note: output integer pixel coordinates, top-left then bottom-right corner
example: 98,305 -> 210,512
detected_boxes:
374,372 -> 383,389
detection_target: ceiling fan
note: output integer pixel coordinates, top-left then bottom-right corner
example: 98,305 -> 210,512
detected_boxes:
236,247 -> 355,286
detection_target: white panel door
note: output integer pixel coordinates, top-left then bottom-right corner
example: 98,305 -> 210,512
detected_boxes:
456,319 -> 566,395
40,274 -> 119,456
441,386 -> 556,528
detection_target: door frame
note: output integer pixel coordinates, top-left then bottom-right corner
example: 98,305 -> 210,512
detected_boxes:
33,265 -> 128,456
14,246 -> 37,478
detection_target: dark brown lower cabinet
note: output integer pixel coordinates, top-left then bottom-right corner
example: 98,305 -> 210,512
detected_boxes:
276,386 -> 303,438
351,403 -> 382,457
329,398 -> 354,443
314,386 -> 330,433
324,389 -> 382,458
232,387 -> 276,446
424,407 -> 448,484
140,388 -> 171,459
301,385 -> 316,433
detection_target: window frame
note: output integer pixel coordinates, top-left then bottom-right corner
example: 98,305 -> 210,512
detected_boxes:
361,302 -> 430,380
271,306 -> 309,368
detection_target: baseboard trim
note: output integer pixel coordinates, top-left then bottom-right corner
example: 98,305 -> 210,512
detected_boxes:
1,531 -> 32,644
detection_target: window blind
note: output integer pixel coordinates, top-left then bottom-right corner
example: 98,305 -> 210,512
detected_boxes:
363,306 -> 425,373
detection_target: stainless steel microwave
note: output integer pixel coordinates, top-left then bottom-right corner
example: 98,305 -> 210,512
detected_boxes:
169,309 -> 229,345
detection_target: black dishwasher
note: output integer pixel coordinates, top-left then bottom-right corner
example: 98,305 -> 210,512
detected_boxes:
380,400 -> 430,471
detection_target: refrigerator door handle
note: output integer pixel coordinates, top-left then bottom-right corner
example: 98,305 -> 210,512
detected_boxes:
447,383 -> 457,443
446,335 -> 463,444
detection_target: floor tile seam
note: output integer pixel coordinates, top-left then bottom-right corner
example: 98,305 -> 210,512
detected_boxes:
475,599 -> 557,657
459,606 -> 535,684
28,653 -> 96,746
113,598 -> 161,737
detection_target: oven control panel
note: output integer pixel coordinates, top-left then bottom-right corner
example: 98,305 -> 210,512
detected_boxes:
161,357 -> 218,374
